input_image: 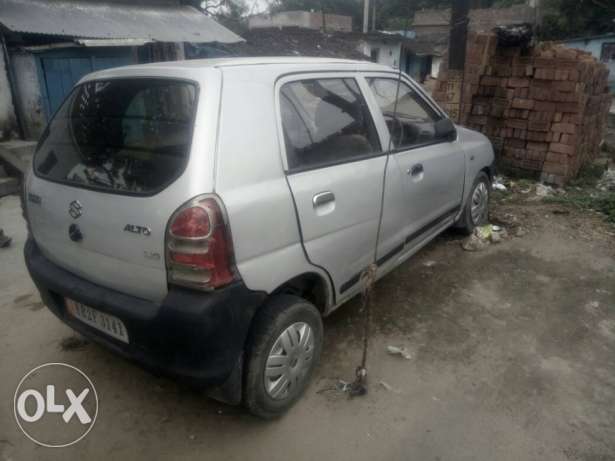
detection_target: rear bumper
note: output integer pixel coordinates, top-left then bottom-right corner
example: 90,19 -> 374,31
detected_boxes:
24,237 -> 266,398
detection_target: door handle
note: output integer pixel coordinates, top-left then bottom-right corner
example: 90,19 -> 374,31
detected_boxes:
407,164 -> 424,176
313,191 -> 335,208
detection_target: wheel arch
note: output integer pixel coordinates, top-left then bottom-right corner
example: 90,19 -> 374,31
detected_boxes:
481,165 -> 494,184
270,272 -> 331,314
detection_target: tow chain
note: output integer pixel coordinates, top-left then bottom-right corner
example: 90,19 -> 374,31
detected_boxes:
347,263 -> 377,397
333,10 -> 409,400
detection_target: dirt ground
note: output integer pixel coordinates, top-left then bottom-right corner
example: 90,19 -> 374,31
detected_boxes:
1,190 -> 615,461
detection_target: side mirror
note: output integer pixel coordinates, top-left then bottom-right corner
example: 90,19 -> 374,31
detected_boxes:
435,118 -> 456,141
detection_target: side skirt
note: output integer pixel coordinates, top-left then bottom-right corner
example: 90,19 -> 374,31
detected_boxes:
339,204 -> 461,295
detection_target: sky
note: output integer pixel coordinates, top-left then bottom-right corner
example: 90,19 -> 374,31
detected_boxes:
201,0 -> 271,15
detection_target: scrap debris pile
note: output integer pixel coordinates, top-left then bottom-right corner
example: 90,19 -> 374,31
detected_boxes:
433,32 -> 612,185
461,175 -> 566,251
598,169 -> 615,192
462,224 -> 508,252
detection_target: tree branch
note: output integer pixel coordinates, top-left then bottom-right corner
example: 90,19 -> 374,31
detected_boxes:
202,0 -> 228,14
591,0 -> 615,14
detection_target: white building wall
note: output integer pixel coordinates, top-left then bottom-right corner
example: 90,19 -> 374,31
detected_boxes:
431,56 -> 442,78
379,43 -> 401,69
0,48 -> 17,139
11,52 -> 46,140
358,40 -> 401,69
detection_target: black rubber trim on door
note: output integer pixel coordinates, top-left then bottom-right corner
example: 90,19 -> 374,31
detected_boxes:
339,204 -> 461,295
376,242 -> 404,266
404,205 -> 461,245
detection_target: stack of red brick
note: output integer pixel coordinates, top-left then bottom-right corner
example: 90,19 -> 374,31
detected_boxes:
433,33 -> 612,185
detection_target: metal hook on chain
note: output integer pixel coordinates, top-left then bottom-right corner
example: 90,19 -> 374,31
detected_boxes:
348,263 -> 377,397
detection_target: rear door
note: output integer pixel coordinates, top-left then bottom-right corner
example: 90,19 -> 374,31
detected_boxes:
26,78 -> 199,303
278,75 -> 387,300
366,76 -> 465,253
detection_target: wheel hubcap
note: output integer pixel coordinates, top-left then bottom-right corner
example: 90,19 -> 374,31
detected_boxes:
471,182 -> 489,225
264,322 -> 315,400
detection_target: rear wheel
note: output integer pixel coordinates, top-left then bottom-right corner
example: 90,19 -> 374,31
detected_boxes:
457,172 -> 491,235
243,295 -> 323,419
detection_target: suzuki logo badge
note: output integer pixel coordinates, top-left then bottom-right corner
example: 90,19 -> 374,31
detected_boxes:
69,200 -> 83,219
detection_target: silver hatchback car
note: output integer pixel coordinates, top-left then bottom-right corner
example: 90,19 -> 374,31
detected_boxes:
24,57 -> 494,418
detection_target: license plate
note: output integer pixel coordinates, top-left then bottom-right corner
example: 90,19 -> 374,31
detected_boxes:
65,299 -> 129,344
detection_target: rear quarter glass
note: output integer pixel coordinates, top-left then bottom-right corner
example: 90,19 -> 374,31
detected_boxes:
33,78 -> 198,196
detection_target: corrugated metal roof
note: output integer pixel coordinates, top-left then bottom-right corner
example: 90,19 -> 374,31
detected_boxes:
0,0 -> 244,44
76,38 -> 152,47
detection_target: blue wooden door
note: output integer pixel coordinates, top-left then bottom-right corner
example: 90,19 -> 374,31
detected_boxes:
39,49 -> 135,117
41,57 -> 92,115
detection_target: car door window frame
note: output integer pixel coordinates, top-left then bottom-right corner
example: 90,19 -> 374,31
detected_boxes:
362,72 -> 457,154
275,72 -> 385,175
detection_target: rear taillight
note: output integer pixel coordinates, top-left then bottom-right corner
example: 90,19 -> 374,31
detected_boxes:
166,195 -> 237,291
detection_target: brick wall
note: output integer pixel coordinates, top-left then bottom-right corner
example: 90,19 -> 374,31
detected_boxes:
433,33 -> 612,185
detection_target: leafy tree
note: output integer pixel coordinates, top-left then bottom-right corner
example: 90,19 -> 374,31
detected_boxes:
539,0 -> 615,39
375,0 -> 450,30
197,0 -> 249,33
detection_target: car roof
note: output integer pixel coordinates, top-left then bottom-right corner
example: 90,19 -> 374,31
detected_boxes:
82,56 -> 395,81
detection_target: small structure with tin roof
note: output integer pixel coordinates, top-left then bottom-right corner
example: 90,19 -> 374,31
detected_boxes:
0,0 -> 243,140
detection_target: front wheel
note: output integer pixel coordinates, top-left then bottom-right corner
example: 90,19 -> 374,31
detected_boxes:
243,295 -> 323,419
457,172 -> 491,235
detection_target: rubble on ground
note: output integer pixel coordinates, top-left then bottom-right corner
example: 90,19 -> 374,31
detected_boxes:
534,183 -> 555,198
493,177 -> 507,191
386,345 -> 412,360
597,169 -> 615,192
491,175 -> 565,199
462,224 -> 510,251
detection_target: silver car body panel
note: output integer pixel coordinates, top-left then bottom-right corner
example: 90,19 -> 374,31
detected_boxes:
26,66 -> 222,303
212,65 -> 335,306
25,57 -> 494,313
273,72 -> 387,302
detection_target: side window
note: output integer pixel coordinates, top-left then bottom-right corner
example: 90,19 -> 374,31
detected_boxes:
367,78 -> 443,150
280,78 -> 381,171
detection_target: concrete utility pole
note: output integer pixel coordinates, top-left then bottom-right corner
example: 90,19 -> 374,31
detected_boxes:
448,0 -> 470,71
363,0 -> 369,33
371,0 -> 376,31
321,0 -> 327,32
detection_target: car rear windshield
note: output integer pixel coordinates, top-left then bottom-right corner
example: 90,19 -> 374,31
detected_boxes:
34,78 -> 197,195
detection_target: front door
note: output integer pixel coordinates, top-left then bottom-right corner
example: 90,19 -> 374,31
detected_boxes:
366,77 -> 465,256
279,76 -> 387,300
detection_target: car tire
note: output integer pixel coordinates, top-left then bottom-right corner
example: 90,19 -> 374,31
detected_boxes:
243,294 -> 323,419
457,171 -> 491,235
